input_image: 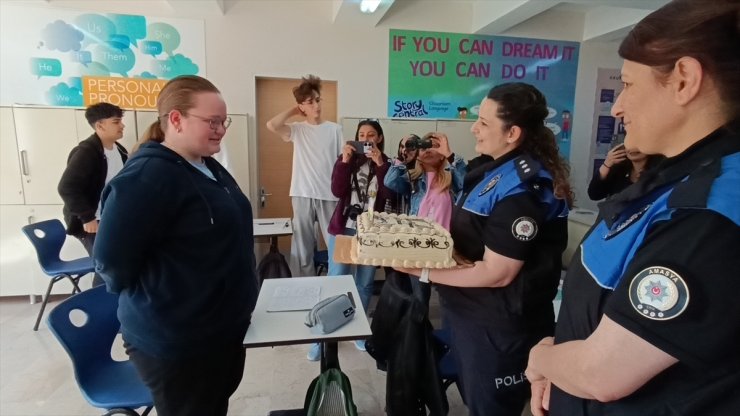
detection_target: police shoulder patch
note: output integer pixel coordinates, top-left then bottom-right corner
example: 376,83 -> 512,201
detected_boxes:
511,216 -> 538,241
628,266 -> 689,321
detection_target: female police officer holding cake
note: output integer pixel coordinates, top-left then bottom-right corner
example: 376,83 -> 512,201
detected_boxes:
397,82 -> 572,416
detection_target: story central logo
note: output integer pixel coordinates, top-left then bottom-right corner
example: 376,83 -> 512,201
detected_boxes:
393,99 -> 429,117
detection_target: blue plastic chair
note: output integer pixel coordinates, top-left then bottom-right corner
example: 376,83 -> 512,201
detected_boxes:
21,219 -> 95,331
47,285 -> 154,416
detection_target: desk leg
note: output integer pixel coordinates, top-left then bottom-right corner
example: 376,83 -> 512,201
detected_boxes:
320,341 -> 340,372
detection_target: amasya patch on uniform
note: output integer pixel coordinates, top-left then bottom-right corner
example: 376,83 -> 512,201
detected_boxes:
479,174 -> 502,196
511,217 -> 538,241
628,266 -> 689,321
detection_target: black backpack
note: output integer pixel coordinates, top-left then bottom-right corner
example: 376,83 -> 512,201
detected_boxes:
256,244 -> 292,287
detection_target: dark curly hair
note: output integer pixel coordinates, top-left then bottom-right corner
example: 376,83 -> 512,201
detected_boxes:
487,82 -> 574,207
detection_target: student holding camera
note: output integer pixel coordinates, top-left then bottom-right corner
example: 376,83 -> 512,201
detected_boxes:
384,135 -> 420,214
319,119 -> 392,357
384,132 -> 466,305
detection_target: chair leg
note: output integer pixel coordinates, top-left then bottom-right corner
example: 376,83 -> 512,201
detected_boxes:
141,406 -> 153,416
33,277 -> 59,331
67,274 -> 82,294
102,409 -> 141,416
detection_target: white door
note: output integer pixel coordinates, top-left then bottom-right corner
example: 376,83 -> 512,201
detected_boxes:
0,107 -> 24,204
14,108 -> 79,205
74,109 -> 138,152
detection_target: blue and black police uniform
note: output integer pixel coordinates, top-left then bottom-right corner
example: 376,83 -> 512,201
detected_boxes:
437,149 -> 569,416
551,121 -> 740,415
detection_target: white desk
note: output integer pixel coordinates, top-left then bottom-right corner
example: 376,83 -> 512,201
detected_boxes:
253,218 -> 292,248
244,275 -> 372,348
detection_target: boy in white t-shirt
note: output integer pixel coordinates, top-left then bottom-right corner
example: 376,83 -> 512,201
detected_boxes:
266,75 -> 343,279
58,102 -> 128,286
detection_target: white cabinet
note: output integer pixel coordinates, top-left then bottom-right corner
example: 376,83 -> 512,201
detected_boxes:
0,205 -> 89,297
0,108 -> 23,204
14,108 -> 79,205
0,205 -> 36,296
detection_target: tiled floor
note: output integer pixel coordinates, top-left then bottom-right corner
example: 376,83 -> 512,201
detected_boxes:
0,291 -> 480,416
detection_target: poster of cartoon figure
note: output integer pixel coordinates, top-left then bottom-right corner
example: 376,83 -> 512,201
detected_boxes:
0,3 -> 205,109
560,110 -> 571,141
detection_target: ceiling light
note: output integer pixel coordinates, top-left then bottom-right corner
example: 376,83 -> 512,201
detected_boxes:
360,0 -> 381,14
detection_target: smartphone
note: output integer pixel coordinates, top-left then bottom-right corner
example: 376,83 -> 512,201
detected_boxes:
348,141 -> 372,154
611,133 -> 626,149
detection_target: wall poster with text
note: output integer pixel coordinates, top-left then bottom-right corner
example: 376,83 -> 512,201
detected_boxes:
0,4 -> 205,110
388,29 -> 580,158
589,68 -> 623,180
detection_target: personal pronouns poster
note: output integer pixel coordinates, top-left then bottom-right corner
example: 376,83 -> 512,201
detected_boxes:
0,4 -> 205,109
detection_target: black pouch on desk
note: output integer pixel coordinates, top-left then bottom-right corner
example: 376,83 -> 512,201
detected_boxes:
305,294 -> 355,334
304,368 -> 358,416
257,244 -> 291,287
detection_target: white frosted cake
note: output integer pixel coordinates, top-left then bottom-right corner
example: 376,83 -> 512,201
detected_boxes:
351,212 -> 456,268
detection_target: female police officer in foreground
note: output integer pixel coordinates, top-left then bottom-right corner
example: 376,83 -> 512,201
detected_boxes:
398,82 -> 572,415
526,1 -> 740,415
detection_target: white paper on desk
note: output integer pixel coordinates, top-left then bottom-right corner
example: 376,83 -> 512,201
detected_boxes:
266,285 -> 321,312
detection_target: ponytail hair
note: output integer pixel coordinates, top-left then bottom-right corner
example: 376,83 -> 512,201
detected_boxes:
131,120 -> 165,153
487,83 -> 574,207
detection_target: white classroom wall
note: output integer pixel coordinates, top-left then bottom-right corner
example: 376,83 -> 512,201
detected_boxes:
0,0 -> 624,209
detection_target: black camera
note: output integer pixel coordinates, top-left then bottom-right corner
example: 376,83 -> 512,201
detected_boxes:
343,203 -> 363,221
405,135 -> 433,150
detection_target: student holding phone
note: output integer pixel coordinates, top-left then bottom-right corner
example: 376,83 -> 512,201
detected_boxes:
587,142 -> 663,200
315,119 -> 392,358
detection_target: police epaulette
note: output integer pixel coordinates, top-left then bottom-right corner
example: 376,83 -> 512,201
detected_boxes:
667,157 -> 719,209
514,155 -> 541,182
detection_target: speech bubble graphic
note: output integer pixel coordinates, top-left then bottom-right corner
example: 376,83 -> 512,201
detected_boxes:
68,77 -> 83,91
109,14 -> 146,47
45,82 -> 83,107
136,71 -> 158,79
41,20 -> 84,52
141,40 -> 163,57
146,22 -> 181,56
546,122 -> 562,135
79,61 -> 111,77
74,14 -> 116,46
151,53 -> 199,79
108,34 -> 131,51
70,50 -> 92,66
30,58 -> 62,79
93,44 -> 135,77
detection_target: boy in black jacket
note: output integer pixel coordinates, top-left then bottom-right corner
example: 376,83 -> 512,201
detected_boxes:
58,102 -> 127,285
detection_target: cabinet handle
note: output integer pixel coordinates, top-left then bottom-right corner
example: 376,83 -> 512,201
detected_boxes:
20,150 -> 30,176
